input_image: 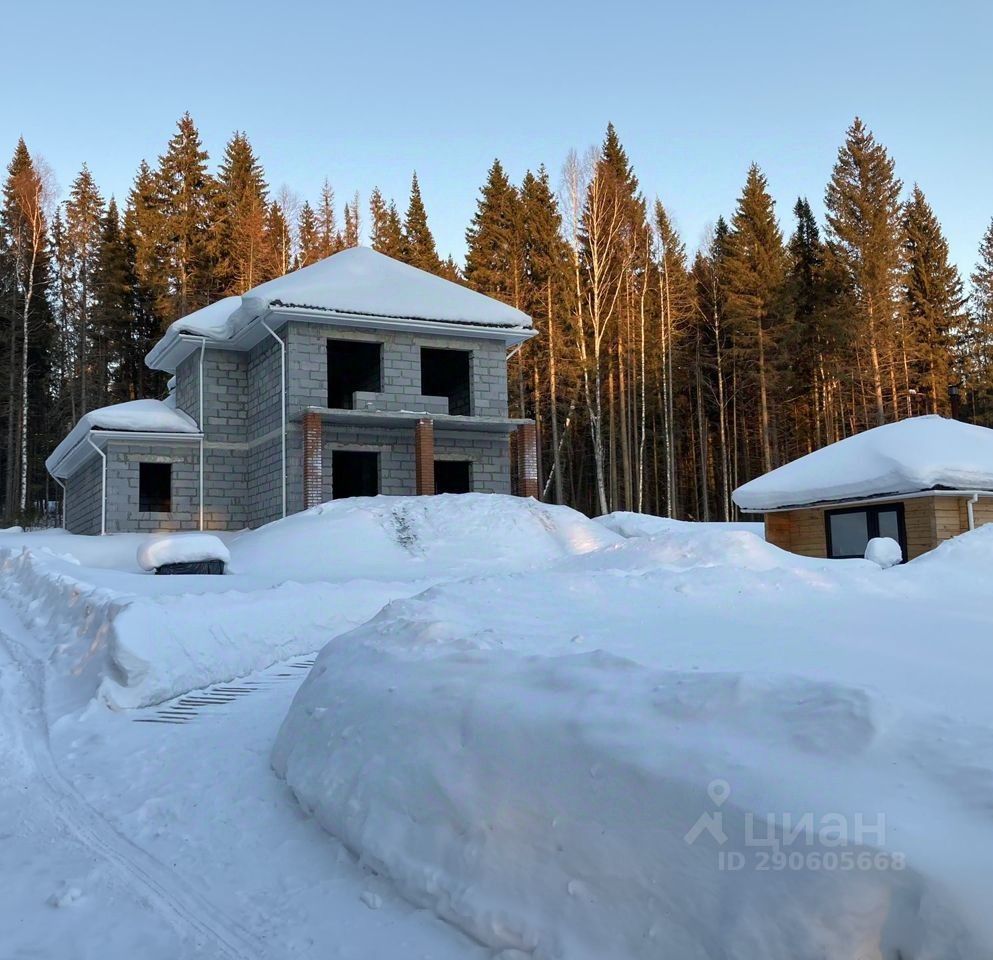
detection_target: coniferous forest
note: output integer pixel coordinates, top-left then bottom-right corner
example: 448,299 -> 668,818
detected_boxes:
3,114 -> 993,524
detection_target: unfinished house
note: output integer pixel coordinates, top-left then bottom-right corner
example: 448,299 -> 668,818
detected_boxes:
46,247 -> 537,534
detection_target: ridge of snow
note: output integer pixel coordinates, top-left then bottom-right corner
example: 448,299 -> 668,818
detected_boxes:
46,399 -> 199,476
732,415 -> 993,511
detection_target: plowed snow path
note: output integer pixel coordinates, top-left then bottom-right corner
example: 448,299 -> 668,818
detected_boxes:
0,599 -> 484,959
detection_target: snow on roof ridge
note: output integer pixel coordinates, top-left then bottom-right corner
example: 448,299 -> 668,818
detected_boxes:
146,248 -> 532,371
46,399 -> 200,477
732,416 -> 993,511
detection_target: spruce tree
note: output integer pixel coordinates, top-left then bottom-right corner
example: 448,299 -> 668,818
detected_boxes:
825,117 -> 903,425
265,200 -> 292,277
64,165 -> 105,411
369,188 -> 404,258
214,132 -> 270,293
343,192 -> 360,248
316,180 -> 341,258
723,163 -> 787,472
966,219 -> 993,421
297,201 -> 320,267
92,198 -> 133,400
155,113 -> 216,318
402,173 -> 443,274
464,159 -> 524,306
902,185 -> 966,413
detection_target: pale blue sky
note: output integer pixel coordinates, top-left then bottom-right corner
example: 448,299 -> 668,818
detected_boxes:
3,0 -> 991,276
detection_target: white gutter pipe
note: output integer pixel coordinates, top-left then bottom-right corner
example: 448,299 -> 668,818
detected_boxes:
261,320 -> 287,518
54,477 -> 66,529
750,489 -> 993,514
86,435 -> 107,536
967,493 -> 979,530
197,337 -> 207,531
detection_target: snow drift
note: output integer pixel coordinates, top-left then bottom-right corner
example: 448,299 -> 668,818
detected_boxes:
0,496 -> 617,711
275,521 -> 993,959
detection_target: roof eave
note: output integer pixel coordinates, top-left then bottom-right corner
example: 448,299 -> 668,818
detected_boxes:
737,487 -> 993,514
47,429 -> 202,480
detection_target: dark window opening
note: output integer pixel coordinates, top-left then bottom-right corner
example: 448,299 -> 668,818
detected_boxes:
139,462 -> 172,513
825,503 -> 907,560
327,339 -> 382,409
434,460 -> 472,494
332,450 -> 379,499
421,348 -> 471,416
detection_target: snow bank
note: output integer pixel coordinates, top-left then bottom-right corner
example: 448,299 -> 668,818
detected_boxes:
733,415 -> 993,510
1,496 -> 617,711
46,399 -> 199,476
137,533 -> 230,571
275,521 -> 993,959
597,511 -> 765,540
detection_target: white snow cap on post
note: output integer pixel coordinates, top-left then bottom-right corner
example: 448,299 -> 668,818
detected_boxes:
137,533 -> 230,572
865,536 -> 903,568
733,416 -> 993,511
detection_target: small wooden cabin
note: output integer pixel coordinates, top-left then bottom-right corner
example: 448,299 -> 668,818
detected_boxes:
732,416 -> 993,562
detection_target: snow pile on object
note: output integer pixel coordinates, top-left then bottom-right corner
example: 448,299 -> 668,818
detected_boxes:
733,415 -> 993,510
137,533 -> 230,571
227,494 -> 619,582
46,399 -> 199,475
865,536 -> 902,568
597,510 -> 764,539
275,522 -> 993,959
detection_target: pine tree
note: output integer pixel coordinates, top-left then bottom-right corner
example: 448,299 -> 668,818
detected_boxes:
902,185 -> 967,413
402,173 -> 443,273
369,188 -> 404,258
825,117 -> 904,425
214,132 -> 270,293
155,113 -> 216,319
723,163 -> 787,472
464,159 -> 524,307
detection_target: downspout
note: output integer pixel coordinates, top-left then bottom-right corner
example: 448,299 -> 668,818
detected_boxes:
262,320 -> 287,518
967,493 -> 979,531
54,477 -> 66,529
197,337 -> 206,531
86,435 -> 107,536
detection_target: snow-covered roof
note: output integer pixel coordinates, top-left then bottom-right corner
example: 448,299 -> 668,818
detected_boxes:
732,416 -> 993,512
46,399 -> 200,478
146,247 -> 533,372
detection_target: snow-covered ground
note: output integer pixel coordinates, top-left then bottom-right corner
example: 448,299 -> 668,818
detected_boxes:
3,495 -> 992,958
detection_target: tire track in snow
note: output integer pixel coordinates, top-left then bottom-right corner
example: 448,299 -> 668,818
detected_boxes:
0,612 -> 265,959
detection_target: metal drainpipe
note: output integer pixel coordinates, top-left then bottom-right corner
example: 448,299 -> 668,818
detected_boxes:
198,337 -> 207,531
261,320 -> 287,518
967,493 -> 979,531
86,435 -> 107,535
54,477 -> 67,529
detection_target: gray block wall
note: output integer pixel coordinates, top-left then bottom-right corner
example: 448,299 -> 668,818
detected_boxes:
65,455 -> 103,535
286,321 -> 509,419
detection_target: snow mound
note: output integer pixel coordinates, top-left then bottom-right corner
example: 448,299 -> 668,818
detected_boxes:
137,533 -> 230,571
275,517 -> 993,959
597,511 -> 764,540
733,415 -> 993,510
46,399 -> 199,476
228,494 -> 619,582
865,536 -> 902,568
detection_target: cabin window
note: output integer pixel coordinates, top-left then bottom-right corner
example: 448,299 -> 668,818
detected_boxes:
434,460 -> 472,494
331,450 -> 379,499
825,504 -> 906,560
327,339 -> 382,409
421,348 -> 471,416
139,462 -> 172,513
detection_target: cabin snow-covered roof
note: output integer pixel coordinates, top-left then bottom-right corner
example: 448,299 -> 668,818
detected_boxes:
732,416 -> 993,512
146,247 -> 533,372
46,399 -> 200,478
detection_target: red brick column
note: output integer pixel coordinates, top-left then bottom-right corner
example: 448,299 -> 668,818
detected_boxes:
303,411 -> 323,509
414,418 -> 435,495
509,430 -> 520,495
514,423 -> 539,499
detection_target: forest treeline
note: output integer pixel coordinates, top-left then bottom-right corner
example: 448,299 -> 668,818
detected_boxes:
3,114 -> 993,522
